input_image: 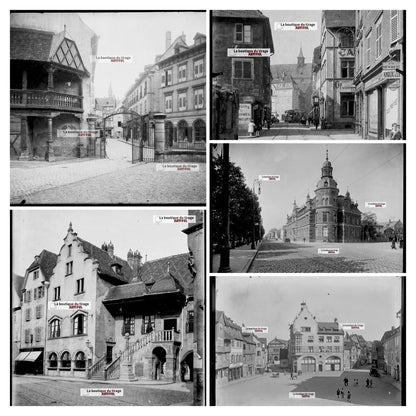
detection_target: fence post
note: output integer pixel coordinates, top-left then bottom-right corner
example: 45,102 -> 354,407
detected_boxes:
152,113 -> 166,162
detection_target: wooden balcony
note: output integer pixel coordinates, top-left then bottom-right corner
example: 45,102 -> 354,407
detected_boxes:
10,89 -> 83,113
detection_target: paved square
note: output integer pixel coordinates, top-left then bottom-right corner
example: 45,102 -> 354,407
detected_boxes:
248,240 -> 404,273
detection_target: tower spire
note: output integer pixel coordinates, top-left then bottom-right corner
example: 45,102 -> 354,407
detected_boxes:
326,146 -> 329,161
108,82 -> 114,98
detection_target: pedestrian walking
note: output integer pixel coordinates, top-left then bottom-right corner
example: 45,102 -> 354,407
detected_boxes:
391,236 -> 397,249
370,379 -> 373,388
344,377 -> 349,386
341,388 -> 344,399
347,391 -> 351,402
389,123 -> 403,140
314,117 -> 319,130
366,378 -> 370,388
248,120 -> 256,137
337,388 -> 340,399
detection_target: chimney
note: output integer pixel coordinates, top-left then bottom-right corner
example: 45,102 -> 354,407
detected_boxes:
133,250 -> 142,276
166,31 -> 172,50
107,241 -> 114,258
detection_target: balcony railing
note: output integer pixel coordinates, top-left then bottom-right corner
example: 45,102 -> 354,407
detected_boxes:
10,89 -> 83,112
166,140 -> 206,151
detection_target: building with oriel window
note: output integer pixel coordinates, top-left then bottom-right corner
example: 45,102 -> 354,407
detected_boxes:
289,302 -> 344,374
353,10 -> 404,139
283,150 -> 361,243
15,250 -> 57,374
316,10 -> 356,129
10,13 -> 99,161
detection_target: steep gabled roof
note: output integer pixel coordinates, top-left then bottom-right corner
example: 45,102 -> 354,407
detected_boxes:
138,253 -> 193,296
317,321 -> 344,334
212,10 -> 268,19
78,238 -> 133,283
27,249 -> 58,280
323,10 -> 355,29
13,273 -> 25,301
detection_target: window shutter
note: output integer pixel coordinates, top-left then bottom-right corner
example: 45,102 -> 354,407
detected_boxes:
391,11 -> 399,43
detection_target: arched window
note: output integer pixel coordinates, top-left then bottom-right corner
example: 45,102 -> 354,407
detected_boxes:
339,31 -> 354,48
324,180 -> 328,187
49,352 -> 58,368
193,119 -> 206,142
61,351 -> 71,368
177,120 -> 188,141
75,351 -> 86,369
49,319 -> 61,338
73,313 -> 87,335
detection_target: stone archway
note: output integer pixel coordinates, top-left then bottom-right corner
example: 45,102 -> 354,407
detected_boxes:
300,356 -> 316,373
325,355 -> 341,371
152,346 -> 166,380
180,350 -> 193,382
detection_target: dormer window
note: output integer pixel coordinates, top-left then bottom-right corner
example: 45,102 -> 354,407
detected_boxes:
112,264 -> 121,274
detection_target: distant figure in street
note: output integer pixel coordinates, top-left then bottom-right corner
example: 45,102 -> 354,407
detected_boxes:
354,378 -> 359,386
303,237 -> 306,243
314,117 -> 319,130
399,236 -> 404,249
366,378 -> 370,388
248,120 -> 256,137
344,377 -> 349,386
347,391 -> 351,402
341,388 -> 345,399
370,379 -> 373,388
337,388 -> 340,399
391,236 -> 397,249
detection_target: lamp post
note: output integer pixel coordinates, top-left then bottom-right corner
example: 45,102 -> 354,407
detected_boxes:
43,280 -> 50,374
251,179 -> 261,249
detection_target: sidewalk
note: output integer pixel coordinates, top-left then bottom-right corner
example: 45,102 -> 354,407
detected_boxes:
211,243 -> 260,273
13,373 -> 191,392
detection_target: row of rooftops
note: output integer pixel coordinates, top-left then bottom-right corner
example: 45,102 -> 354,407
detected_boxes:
13,225 -> 193,304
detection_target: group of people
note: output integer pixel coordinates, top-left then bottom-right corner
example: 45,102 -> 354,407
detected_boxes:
336,377 -> 375,403
391,235 -> 404,249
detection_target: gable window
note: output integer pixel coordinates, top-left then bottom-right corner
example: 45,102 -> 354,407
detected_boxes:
73,313 -> 87,335
178,63 -> 187,83
49,319 -> 61,338
54,286 -> 61,301
76,278 -> 85,294
68,244 -> 72,257
301,326 -> 311,332
235,23 -> 252,43
375,17 -> 382,59
194,58 -> 204,79
33,270 -> 39,280
178,92 -> 187,111
66,261 -> 73,276
123,316 -> 135,336
233,59 -> 253,79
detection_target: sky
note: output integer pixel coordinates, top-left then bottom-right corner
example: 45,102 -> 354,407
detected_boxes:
263,10 -> 322,65
215,275 -> 402,342
12,209 -> 194,276
227,143 -> 404,233
79,12 -> 206,100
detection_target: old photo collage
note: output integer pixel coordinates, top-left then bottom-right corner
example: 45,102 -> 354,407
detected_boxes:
9,8 -> 406,408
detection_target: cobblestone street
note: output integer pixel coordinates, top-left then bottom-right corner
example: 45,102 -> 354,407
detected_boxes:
11,140 -> 206,204
238,124 -> 363,140
248,240 -> 404,273
216,369 -> 401,405
12,375 -> 192,406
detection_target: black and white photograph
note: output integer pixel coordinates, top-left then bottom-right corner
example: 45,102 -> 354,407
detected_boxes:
212,275 -> 404,406
10,11 -> 207,205
211,10 -> 404,140
211,143 -> 404,273
11,209 -> 205,406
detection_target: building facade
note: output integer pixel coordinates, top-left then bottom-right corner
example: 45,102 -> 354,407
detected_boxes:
354,10 -> 404,139
289,302 -> 344,374
381,326 -> 401,382
15,250 -> 57,374
317,11 -> 356,129
242,333 -> 256,377
267,337 -> 288,367
283,150 -> 361,243
254,335 -> 267,374
271,47 -> 313,118
10,13 -> 99,161
212,10 -> 274,134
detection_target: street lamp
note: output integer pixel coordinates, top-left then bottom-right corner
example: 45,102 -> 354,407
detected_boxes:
251,179 -> 261,249
43,280 -> 50,374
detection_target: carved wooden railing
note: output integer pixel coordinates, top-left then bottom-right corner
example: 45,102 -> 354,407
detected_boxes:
87,354 -> 106,379
103,330 -> 180,380
10,89 -> 83,111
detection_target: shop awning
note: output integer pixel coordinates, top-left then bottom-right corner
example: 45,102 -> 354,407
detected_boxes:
15,352 -> 31,361
15,351 -> 42,362
229,363 -> 243,369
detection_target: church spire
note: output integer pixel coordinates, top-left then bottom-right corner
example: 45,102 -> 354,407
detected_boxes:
297,44 -> 305,67
108,82 -> 114,98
